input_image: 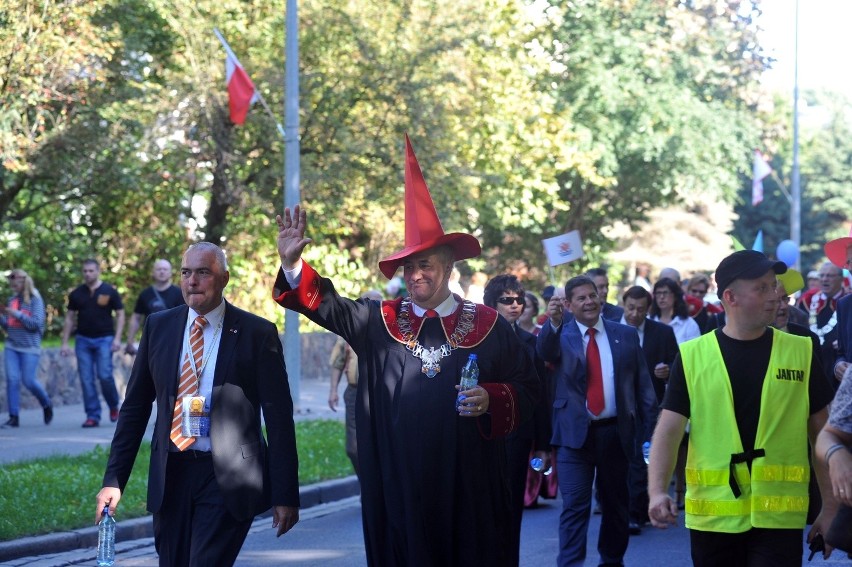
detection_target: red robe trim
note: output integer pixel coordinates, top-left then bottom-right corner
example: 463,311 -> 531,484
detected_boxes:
274,261 -> 520,437
380,296 -> 498,348
478,382 -> 519,439
273,261 -> 322,311
798,287 -> 845,313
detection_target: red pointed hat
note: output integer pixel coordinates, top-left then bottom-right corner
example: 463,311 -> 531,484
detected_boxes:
378,135 -> 481,279
825,224 -> 852,268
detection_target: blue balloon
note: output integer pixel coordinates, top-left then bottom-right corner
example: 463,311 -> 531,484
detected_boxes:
776,239 -> 799,267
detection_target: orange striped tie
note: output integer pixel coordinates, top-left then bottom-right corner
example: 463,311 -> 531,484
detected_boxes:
170,316 -> 206,450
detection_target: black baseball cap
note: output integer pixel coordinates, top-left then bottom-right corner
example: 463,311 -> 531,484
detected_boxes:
715,250 -> 787,295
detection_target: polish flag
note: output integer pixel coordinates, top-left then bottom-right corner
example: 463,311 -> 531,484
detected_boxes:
225,56 -> 257,125
752,149 -> 772,206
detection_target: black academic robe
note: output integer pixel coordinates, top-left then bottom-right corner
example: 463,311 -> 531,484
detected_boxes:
274,262 -> 539,567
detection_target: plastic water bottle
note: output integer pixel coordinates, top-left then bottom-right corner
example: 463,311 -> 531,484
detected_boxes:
642,441 -> 651,465
530,457 -> 553,476
456,354 -> 479,411
97,504 -> 116,566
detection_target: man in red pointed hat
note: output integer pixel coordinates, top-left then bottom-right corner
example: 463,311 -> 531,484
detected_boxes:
272,136 -> 540,567
825,227 -> 852,383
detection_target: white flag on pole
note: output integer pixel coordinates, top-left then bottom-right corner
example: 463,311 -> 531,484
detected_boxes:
542,230 -> 585,266
752,149 -> 772,206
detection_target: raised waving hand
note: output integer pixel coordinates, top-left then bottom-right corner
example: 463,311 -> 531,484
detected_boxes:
276,205 -> 313,269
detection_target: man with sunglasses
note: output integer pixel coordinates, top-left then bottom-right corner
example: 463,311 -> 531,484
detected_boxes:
826,228 -> 852,384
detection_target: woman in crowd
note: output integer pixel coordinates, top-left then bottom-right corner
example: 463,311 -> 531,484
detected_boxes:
483,275 -> 548,564
649,277 -> 699,508
816,364 -> 852,553
650,277 -> 701,345
517,291 -> 540,335
0,269 -> 52,428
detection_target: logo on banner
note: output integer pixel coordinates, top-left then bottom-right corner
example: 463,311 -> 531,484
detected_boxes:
542,230 -> 584,266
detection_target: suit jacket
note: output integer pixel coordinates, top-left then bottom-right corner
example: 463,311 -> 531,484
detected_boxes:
515,323 -> 551,450
836,294 -> 852,372
103,302 -> 299,521
601,302 -> 624,322
639,319 -> 679,403
537,318 -> 658,456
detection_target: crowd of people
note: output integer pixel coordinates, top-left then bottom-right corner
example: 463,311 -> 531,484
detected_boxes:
0,135 -> 851,567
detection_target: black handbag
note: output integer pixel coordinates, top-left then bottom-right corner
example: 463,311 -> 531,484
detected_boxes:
825,504 -> 852,552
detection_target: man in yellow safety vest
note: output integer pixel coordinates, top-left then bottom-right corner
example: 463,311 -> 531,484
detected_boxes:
648,250 -> 839,565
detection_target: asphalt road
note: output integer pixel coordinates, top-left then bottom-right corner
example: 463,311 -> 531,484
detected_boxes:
10,494 -> 699,567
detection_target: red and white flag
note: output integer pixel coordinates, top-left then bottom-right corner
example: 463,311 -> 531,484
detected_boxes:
752,149 -> 772,206
215,29 -> 258,125
225,57 -> 257,125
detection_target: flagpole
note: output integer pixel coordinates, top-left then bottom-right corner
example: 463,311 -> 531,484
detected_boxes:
790,0 -> 801,270
283,0 -> 302,410
213,28 -> 286,140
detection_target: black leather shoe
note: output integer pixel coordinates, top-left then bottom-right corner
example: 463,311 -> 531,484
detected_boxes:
43,406 -> 53,425
628,522 -> 642,535
2,416 -> 19,428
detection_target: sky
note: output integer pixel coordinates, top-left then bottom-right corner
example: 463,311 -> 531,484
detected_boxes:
758,0 -> 852,98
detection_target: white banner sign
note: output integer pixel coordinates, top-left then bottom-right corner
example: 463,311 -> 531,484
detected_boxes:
542,230 -> 584,266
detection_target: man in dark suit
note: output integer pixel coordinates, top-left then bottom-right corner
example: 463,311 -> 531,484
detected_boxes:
538,275 -> 658,567
95,242 -> 300,566
824,229 -> 852,383
620,285 -> 678,534
586,267 -> 625,322
836,294 -> 852,382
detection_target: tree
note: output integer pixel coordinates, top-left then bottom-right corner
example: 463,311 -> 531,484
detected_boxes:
518,0 -> 769,277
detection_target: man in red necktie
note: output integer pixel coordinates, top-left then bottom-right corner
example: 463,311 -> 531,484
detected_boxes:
273,135 -> 540,567
538,275 -> 657,567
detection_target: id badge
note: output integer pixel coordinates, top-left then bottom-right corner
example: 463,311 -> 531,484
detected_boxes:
180,396 -> 210,438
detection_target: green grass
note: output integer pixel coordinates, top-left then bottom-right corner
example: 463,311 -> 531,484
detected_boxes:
0,419 -> 352,541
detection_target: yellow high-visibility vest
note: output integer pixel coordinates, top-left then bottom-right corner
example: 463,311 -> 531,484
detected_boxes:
681,329 -> 811,533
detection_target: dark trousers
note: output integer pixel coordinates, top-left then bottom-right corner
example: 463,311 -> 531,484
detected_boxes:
343,384 -> 358,476
154,452 -> 253,567
689,527 -> 803,567
556,420 -> 629,567
627,426 -> 649,524
504,431 -> 533,565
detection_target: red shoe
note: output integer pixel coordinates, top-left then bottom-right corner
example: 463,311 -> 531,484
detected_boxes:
82,418 -> 99,428
109,408 -> 120,422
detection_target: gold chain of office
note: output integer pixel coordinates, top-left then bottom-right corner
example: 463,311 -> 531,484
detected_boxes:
397,297 -> 477,378
809,292 -> 838,345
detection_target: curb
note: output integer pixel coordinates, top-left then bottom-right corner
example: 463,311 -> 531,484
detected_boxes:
0,476 -> 360,563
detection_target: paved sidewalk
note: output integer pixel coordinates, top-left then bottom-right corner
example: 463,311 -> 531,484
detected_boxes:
0,377 -> 358,563
0,377 -> 342,465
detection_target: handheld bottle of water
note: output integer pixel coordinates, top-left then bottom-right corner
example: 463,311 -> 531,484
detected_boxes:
642,441 -> 651,465
97,504 -> 116,567
456,354 -> 479,411
530,456 -> 553,476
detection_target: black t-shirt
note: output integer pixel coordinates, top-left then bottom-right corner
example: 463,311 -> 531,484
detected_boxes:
661,328 -> 834,453
67,283 -> 123,338
133,285 -> 184,316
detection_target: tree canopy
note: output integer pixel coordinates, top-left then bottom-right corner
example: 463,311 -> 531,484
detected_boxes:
0,0 -> 848,335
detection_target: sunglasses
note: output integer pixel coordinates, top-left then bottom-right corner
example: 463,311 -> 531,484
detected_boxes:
497,296 -> 526,306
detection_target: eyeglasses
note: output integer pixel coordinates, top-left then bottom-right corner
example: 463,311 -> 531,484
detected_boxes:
497,296 -> 526,306
654,290 -> 672,297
